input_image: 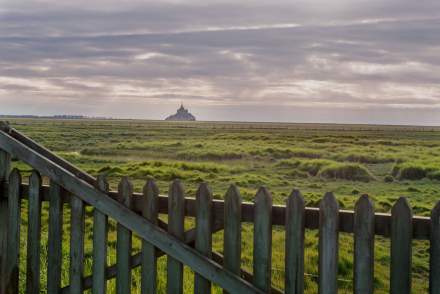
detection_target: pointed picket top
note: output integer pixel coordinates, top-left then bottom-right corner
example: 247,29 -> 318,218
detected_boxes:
9,168 -> 22,184
144,179 -> 159,199
170,179 -> 184,198
287,189 -> 304,208
255,186 -> 272,206
197,182 -> 212,202
320,192 -> 339,212
97,174 -> 109,192
355,194 -> 374,214
391,197 -> 412,216
118,177 -> 133,208
225,184 -> 242,207
29,170 -> 42,186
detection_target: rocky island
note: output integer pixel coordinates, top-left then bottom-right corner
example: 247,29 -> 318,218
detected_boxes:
165,104 -> 196,121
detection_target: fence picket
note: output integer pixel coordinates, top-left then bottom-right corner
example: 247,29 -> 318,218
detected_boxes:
47,181 -> 64,293
430,201 -> 440,294
5,169 -> 21,293
26,171 -> 42,294
253,187 -> 272,292
354,195 -> 374,294
194,183 -> 213,294
0,150 -> 11,292
285,189 -> 304,294
70,195 -> 85,294
92,175 -> 109,294
390,197 -> 412,294
167,180 -> 185,294
318,192 -> 339,294
117,177 -> 133,294
141,179 -> 159,294
223,185 -> 242,294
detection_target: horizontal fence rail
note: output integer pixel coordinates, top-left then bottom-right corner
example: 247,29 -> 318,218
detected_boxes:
0,122 -> 439,294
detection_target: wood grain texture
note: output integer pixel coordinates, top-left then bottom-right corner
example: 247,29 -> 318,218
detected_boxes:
92,175 -> 109,294
430,201 -> 440,294
5,169 -> 21,294
390,197 -> 412,294
116,177 -> 133,294
253,187 -> 273,292
70,195 -> 85,294
26,171 -> 42,294
318,192 -> 339,294
285,189 -> 304,294
167,180 -> 185,294
0,150 -> 11,293
141,180 -> 159,294
354,195 -> 375,294
194,183 -> 213,294
223,185 -> 242,294
47,181 -> 64,294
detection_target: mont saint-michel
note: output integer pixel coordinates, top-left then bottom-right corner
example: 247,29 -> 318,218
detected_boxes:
165,104 -> 196,121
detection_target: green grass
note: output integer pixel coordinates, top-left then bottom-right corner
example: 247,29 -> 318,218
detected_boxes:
8,118 -> 440,293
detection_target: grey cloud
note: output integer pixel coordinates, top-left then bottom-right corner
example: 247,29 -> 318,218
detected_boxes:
1,0 -> 440,124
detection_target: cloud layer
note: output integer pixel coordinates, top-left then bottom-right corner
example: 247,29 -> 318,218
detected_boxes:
1,0 -> 440,124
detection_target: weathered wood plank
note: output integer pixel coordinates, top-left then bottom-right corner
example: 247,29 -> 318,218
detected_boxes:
26,171 -> 42,294
390,197 -> 412,294
0,130 -> 264,294
354,195 -> 374,294
318,192 -> 339,294
430,201 -> 440,294
285,189 -> 304,294
116,177 -> 133,294
167,180 -> 185,294
70,195 -> 85,294
195,183 -> 213,294
63,221 -> 225,293
47,181 -> 64,294
0,149 -> 11,292
253,187 -> 273,292
17,182 -> 434,240
223,185 -> 242,294
92,175 -> 109,294
5,169 -> 21,293
141,180 -> 159,294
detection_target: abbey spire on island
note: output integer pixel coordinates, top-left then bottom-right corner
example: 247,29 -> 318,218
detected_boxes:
165,104 -> 196,121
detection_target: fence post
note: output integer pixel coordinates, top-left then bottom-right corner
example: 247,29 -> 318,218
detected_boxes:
390,197 -> 412,294
318,192 -> 339,294
141,179 -> 159,294
116,177 -> 133,294
194,183 -> 213,294
253,187 -> 272,292
354,195 -> 374,294
47,181 -> 64,293
92,175 -> 109,294
5,169 -> 21,294
0,150 -> 10,293
70,194 -> 85,294
167,180 -> 185,294
285,189 -> 305,294
223,185 -> 242,294
26,171 -> 42,294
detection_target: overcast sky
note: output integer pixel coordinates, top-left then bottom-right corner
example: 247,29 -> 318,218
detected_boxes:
1,0 -> 440,125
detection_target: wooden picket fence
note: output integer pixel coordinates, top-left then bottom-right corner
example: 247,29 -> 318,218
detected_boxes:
0,122 -> 439,293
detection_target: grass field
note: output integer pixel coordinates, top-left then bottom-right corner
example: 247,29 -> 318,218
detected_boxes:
8,118 -> 440,293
